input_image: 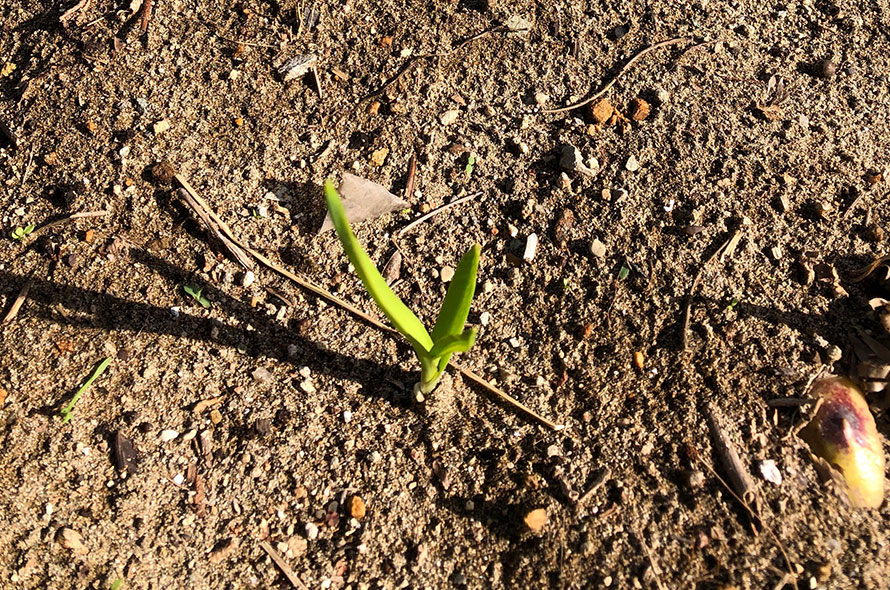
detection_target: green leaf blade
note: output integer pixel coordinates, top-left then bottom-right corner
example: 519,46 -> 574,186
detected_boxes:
431,243 -> 480,343
324,179 -> 433,353
429,328 -> 477,359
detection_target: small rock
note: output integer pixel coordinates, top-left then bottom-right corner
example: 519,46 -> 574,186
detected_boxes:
56,528 -> 89,555
523,508 -> 548,533
590,99 -> 614,125
628,97 -> 650,121
533,92 -> 549,105
559,144 -> 597,177
625,155 -> 640,172
209,409 -> 223,425
305,522 -> 319,540
770,245 -> 783,261
590,239 -> 606,258
553,208 -> 574,245
159,430 -> 179,442
288,536 -> 308,557
252,367 -> 273,383
254,418 -> 272,436
479,311 -> 491,326
439,109 -> 460,126
814,58 -> 836,79
523,233 -> 538,262
684,470 -> 706,489
299,379 -> 316,394
864,223 -> 884,242
759,460 -> 783,485
241,270 -> 255,288
152,119 -> 170,134
342,410 -> 352,423
173,473 -> 185,485
370,147 -> 389,166
350,495 -> 367,519
546,444 -> 561,458
440,266 -> 455,282
655,88 -> 669,103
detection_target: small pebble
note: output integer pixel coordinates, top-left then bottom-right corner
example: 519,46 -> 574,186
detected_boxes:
159,430 -> 179,442
479,311 -> 491,326
625,155 -> 640,172
173,473 -> 185,485
590,239 -> 606,258
523,233 -> 538,262
305,522 -> 319,540
153,119 -> 170,134
759,459 -> 783,485
342,410 -> 352,423
439,109 -> 460,126
55,528 -> 89,555
440,266 -> 455,282
814,58 -> 836,79
534,92 -> 549,105
241,271 -> 255,287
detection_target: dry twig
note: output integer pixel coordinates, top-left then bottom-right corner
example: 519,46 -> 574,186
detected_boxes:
176,188 -> 254,268
635,529 -> 667,590
397,192 -> 482,237
23,210 -> 108,244
695,453 -> 798,588
139,0 -> 153,34
682,230 -> 741,351
259,541 -> 308,590
704,401 -> 760,515
542,37 -> 690,115
2,278 -> 33,323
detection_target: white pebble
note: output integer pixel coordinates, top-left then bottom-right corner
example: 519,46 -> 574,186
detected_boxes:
305,522 -> 319,540
342,410 -> 353,423
159,430 -> 179,442
173,473 -> 185,486
759,460 -> 783,485
479,312 -> 491,326
440,266 -> 454,282
625,155 -> 641,172
241,271 -> 255,287
523,233 -> 538,262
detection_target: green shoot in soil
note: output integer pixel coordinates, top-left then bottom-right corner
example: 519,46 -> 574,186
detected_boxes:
60,357 -> 112,423
11,223 -> 35,240
110,578 -> 124,590
325,179 -> 480,399
183,284 -> 211,308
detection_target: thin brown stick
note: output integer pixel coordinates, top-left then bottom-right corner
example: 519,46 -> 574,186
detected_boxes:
2,278 -> 33,323
576,467 -> 611,508
60,0 -> 90,24
360,26 -> 512,103
312,66 -> 323,100
176,188 -> 254,269
25,210 -> 108,242
396,192 -> 482,237
259,540 -> 308,590
454,365 -> 561,430
636,530 -> 667,590
695,454 -> 797,588
140,0 -> 153,34
403,153 -> 417,201
542,37 -> 691,115
704,401 -> 760,515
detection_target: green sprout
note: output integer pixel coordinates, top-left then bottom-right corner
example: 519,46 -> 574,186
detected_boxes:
617,265 -> 630,280
465,153 -> 477,178
60,357 -> 111,423
324,179 -> 480,400
183,284 -> 211,308
11,223 -> 35,240
110,579 -> 124,590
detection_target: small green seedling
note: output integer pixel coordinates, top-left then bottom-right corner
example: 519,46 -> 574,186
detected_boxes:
60,357 -> 111,423
324,179 -> 480,400
465,154 -> 477,178
110,578 -> 124,590
183,284 -> 211,308
11,223 -> 35,240
617,265 -> 630,280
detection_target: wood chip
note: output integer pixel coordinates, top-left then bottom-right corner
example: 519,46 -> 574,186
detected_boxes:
194,396 -> 225,414
2,279 -> 32,323
55,527 -> 89,554
113,432 -> 138,476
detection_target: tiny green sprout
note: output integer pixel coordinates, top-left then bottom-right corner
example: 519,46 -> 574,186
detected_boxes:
11,223 -> 35,240
465,154 -> 477,178
325,179 -> 480,399
110,578 -> 124,590
726,297 -> 740,311
617,265 -> 630,280
183,284 -> 211,308
60,357 -> 111,423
